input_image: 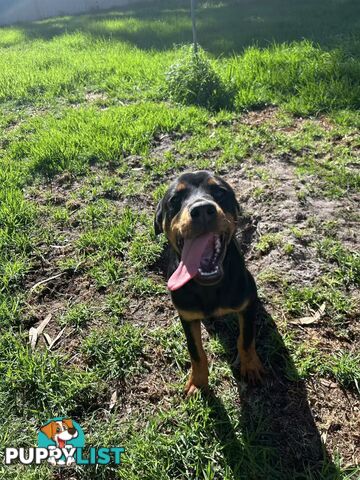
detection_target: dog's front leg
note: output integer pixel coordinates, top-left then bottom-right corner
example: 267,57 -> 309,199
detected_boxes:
237,304 -> 264,383
180,318 -> 209,396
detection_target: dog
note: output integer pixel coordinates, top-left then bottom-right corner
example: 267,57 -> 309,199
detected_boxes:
155,170 -> 264,395
40,418 -> 78,465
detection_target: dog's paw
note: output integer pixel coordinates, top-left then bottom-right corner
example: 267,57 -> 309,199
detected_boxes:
184,377 -> 209,397
240,353 -> 264,384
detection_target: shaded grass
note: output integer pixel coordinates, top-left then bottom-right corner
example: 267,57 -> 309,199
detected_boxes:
0,0 -> 359,115
1,0 -> 359,57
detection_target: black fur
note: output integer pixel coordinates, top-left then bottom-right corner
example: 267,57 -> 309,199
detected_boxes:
155,170 -> 257,318
169,238 -> 257,317
181,319 -> 200,362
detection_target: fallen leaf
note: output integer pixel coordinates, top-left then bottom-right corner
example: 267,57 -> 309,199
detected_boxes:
36,313 -> 52,335
109,391 -> 117,411
290,316 -> 318,325
47,327 -> 66,350
28,314 -> 52,350
290,303 -> 326,325
318,302 -> 326,316
29,273 -> 64,292
29,327 -> 38,351
43,332 -> 52,346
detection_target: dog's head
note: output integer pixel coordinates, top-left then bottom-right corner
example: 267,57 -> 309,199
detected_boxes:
155,170 -> 240,288
40,419 -> 78,447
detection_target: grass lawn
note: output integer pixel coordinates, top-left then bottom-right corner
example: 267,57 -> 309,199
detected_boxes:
0,0 -> 359,478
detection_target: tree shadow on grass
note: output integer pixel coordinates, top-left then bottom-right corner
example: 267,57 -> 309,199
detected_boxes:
8,0 -> 360,57
202,303 -> 340,479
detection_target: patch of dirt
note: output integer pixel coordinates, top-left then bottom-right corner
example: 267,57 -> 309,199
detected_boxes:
84,92 -> 108,103
308,379 -> 360,467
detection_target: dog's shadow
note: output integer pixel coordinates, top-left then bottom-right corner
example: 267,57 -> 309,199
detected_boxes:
202,303 -> 339,479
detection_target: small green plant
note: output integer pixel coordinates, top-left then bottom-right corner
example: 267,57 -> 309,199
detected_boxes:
257,268 -> 284,285
165,46 -> 234,111
105,292 -> 128,321
90,257 -> 124,289
0,332 -> 98,417
317,238 -> 360,286
283,242 -> 295,255
60,302 -> 93,328
323,352 -> 360,393
284,283 -> 352,317
255,233 -> 282,254
82,324 -> 143,380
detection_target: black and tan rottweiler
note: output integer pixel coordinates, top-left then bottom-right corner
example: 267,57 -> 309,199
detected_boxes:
155,170 -> 264,395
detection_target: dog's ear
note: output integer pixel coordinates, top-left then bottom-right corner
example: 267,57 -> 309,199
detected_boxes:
63,418 -> 74,430
218,177 -> 241,218
40,422 -> 55,439
154,198 -> 164,236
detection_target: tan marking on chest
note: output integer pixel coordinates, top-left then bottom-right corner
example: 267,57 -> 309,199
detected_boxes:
212,300 -> 249,317
176,300 -> 249,321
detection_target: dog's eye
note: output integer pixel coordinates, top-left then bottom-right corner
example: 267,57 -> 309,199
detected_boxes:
56,427 -> 61,432
169,195 -> 182,210
212,187 -> 227,201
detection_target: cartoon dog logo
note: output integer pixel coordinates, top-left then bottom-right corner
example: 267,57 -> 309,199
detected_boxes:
39,418 -> 82,465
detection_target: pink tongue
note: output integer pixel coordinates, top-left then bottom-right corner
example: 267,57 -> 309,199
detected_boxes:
167,233 -> 214,291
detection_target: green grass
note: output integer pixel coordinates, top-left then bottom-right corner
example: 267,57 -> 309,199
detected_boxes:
322,351 -> 360,393
316,239 -> 360,286
0,332 -> 100,419
255,232 -> 282,254
59,302 -> 94,328
82,324 -> 144,380
10,104 -> 208,177
0,1 -> 359,479
0,1 -> 359,115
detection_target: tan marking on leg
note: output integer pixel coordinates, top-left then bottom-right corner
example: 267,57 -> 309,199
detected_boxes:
184,320 -> 209,396
237,314 -> 264,383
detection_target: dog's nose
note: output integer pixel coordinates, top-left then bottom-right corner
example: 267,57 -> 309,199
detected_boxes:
68,428 -> 76,435
190,202 -> 217,223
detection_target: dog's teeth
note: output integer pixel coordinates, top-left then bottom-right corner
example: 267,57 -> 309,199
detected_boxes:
198,264 -> 220,277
